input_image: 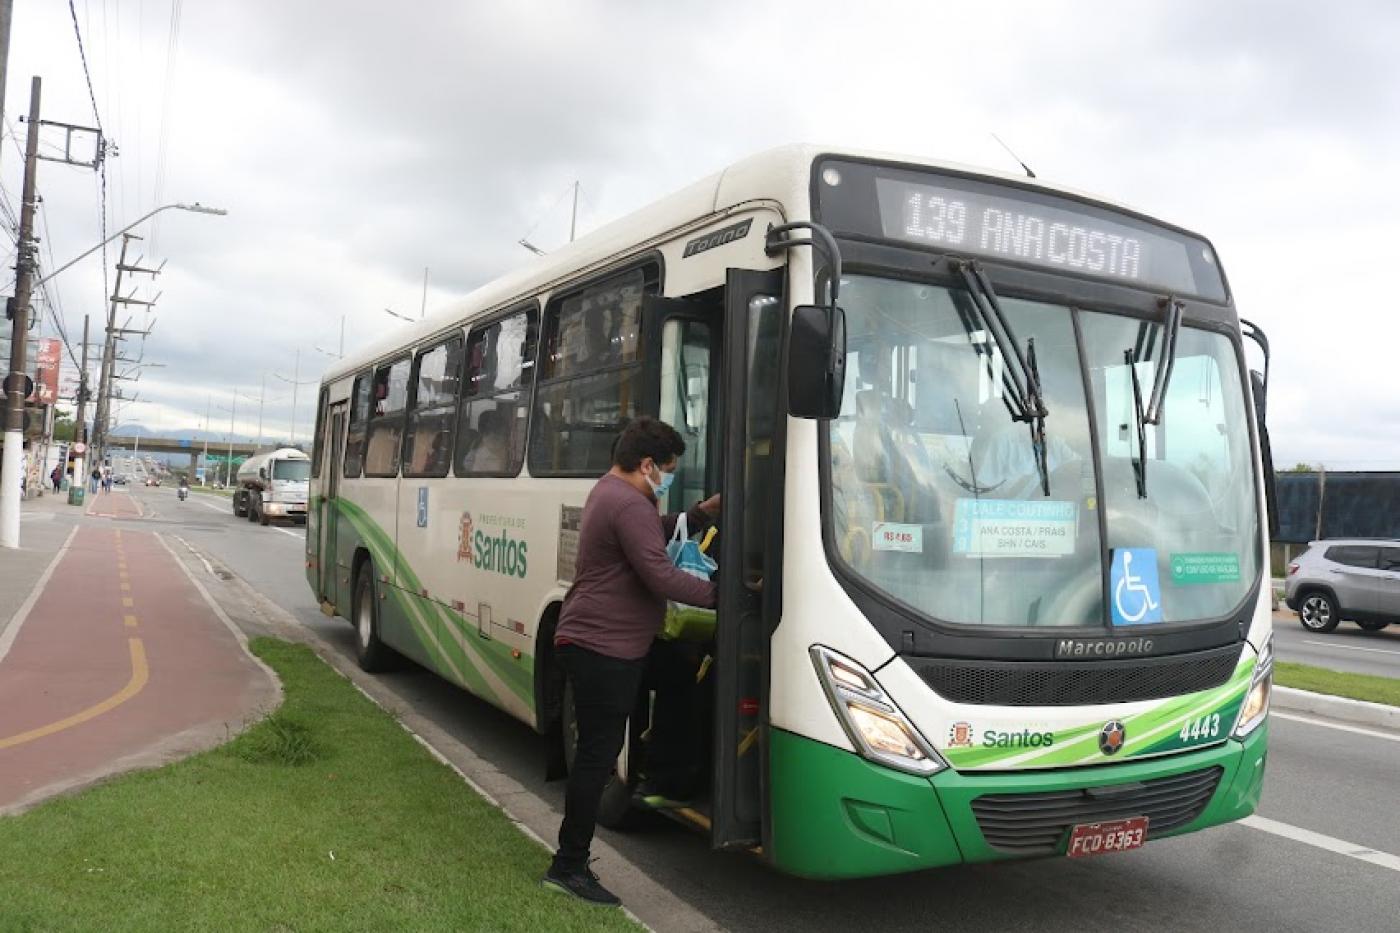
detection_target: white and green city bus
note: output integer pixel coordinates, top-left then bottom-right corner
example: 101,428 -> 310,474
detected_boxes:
306,145 -> 1277,878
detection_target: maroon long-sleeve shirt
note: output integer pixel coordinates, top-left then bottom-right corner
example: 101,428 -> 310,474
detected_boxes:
555,474 -> 717,660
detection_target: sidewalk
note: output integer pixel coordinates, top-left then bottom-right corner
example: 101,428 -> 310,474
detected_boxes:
0,522 -> 279,814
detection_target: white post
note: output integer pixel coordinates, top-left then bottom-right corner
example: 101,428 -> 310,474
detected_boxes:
289,348 -> 300,447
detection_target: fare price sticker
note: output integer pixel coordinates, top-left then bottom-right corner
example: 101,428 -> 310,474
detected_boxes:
953,499 -> 1077,558
872,522 -> 923,553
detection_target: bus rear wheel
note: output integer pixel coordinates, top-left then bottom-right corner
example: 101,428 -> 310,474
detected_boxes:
353,563 -> 391,672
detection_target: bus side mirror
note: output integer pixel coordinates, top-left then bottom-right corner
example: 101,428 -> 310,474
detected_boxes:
788,304 -> 846,419
1249,369 -> 1279,539
259,467 -> 267,480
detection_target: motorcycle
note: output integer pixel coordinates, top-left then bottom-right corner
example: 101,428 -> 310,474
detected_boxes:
177,484 -> 189,502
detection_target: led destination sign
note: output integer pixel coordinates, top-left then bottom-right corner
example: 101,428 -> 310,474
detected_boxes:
815,160 -> 1228,301
875,176 -> 1213,296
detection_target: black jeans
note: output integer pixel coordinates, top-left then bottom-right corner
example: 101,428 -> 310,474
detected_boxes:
552,643 -> 646,874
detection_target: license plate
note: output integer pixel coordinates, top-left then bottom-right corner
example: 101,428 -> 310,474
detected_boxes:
1066,816 -> 1149,858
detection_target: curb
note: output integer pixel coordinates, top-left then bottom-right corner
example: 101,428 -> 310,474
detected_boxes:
1271,685 -> 1400,732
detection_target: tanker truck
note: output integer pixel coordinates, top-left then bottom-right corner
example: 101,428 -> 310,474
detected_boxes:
232,447 -> 310,525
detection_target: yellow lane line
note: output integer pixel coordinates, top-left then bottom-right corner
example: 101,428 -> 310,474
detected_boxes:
121,597 -> 133,608
123,615 -> 138,628
0,639 -> 149,750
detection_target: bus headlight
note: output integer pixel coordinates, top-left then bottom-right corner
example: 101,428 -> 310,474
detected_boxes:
810,646 -> 946,776
1232,635 -> 1273,739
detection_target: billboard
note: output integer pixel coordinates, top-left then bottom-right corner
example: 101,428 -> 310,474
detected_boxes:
32,338 -> 60,404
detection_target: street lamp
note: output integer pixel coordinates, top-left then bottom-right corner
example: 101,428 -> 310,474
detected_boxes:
2,202 -> 227,549
33,202 -> 228,289
272,349 -> 318,448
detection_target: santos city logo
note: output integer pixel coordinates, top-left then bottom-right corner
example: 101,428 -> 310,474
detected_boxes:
457,511 -> 528,579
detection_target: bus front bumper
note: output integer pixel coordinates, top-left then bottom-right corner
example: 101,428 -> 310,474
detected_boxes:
767,722 -> 1267,880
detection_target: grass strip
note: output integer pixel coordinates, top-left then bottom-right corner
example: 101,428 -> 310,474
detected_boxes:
1275,661 -> 1400,707
0,638 -> 639,932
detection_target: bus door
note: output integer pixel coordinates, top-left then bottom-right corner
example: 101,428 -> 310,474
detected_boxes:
318,403 -> 347,608
712,268 -> 785,850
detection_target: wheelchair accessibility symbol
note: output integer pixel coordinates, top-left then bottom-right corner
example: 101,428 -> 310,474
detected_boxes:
1111,548 -> 1163,626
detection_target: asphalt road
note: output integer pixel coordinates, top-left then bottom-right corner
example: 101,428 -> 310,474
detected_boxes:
129,486 -> 1400,932
1271,609 -> 1400,679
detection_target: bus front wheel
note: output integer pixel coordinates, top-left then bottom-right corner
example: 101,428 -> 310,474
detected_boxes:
353,563 -> 391,672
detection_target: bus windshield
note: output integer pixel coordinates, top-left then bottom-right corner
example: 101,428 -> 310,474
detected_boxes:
273,459 -> 311,482
827,274 -> 1259,629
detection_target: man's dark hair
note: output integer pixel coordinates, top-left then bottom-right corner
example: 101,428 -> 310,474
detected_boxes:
612,417 -> 686,471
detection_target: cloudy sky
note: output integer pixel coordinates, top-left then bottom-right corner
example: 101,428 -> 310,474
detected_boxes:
3,0 -> 1397,467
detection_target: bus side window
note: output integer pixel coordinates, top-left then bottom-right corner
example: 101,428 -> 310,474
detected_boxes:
456,306 -> 538,477
310,386 -> 328,479
343,373 -> 372,478
403,337 -> 464,478
529,264 -> 658,476
364,356 -> 412,477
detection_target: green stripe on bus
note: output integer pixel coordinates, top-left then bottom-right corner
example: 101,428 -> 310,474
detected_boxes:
331,498 -> 534,710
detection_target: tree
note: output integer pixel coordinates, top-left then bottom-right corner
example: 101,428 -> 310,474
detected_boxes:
1284,462 -> 1317,473
51,410 -> 76,442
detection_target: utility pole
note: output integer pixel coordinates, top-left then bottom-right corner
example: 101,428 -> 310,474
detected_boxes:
91,234 -> 160,462
0,1 -> 12,166
420,267 -> 428,319
225,390 -> 237,486
0,77 -> 42,548
67,314 -> 91,503
274,349 -> 314,448
201,394 -> 210,484
570,180 -> 579,243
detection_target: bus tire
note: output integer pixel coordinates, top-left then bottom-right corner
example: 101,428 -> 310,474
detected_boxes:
560,679 -> 641,830
233,492 -> 246,517
353,563 -> 391,672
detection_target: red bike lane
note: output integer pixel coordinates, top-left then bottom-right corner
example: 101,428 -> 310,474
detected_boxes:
0,525 -> 279,813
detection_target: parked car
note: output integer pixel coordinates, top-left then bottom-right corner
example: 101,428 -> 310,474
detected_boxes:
1284,539 -> 1400,633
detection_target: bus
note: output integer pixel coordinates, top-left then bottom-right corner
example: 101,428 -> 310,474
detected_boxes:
305,145 -> 1277,879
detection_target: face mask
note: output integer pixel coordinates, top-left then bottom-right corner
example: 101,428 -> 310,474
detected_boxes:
646,463 -> 676,499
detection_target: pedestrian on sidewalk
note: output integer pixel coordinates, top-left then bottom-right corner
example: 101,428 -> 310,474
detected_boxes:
101,465 -> 113,493
541,417 -> 719,908
50,464 -> 62,493
89,467 -> 101,495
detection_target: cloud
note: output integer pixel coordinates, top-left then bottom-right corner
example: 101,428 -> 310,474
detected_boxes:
5,0 -> 1398,468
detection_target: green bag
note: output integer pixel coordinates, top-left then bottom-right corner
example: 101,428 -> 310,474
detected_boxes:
661,603 -> 717,642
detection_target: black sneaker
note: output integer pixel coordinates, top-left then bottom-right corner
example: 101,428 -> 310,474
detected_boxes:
541,863 -> 621,906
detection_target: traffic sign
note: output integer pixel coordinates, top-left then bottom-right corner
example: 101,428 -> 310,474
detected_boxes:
72,442 -> 87,454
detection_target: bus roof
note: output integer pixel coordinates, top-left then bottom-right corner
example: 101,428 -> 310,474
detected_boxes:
322,143 -> 1179,384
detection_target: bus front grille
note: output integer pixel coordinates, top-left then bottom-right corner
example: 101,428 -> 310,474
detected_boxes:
909,645 -> 1241,706
970,766 -> 1224,856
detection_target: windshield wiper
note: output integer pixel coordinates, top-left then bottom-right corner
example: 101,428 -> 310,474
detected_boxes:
953,259 -> 1051,496
1125,297 -> 1184,498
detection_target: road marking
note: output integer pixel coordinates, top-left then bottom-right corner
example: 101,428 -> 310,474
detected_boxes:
172,534 -> 219,577
191,497 -> 230,515
123,615 -> 138,628
120,582 -> 131,591
121,597 -> 134,608
119,570 -> 128,580
272,526 -> 300,538
1271,711 -> 1400,744
0,526 -> 79,666
1301,639 -> 1400,657
0,638 -> 149,750
1242,815 -> 1400,874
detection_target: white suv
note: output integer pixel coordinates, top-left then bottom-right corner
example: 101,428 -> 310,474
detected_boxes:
1284,539 -> 1400,633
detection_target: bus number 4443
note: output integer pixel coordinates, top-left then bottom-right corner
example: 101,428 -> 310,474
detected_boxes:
1178,713 -> 1221,744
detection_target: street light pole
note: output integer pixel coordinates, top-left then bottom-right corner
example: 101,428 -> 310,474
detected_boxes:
201,394 -> 210,485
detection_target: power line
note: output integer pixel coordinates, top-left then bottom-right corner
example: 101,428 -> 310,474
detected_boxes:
68,0 -> 111,344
